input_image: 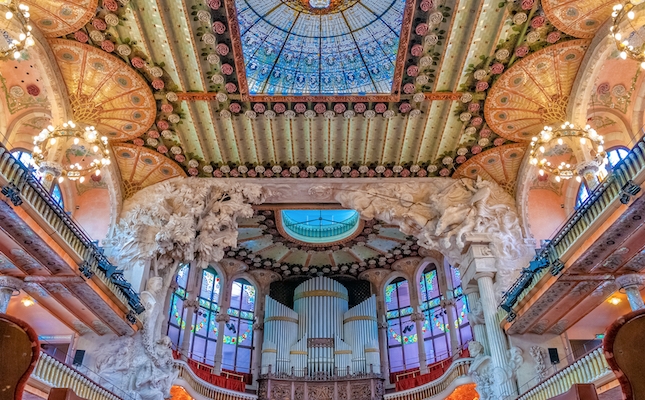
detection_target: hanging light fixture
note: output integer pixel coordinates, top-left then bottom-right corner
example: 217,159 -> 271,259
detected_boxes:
611,0 -> 645,67
32,121 -> 111,182
528,122 -> 607,183
309,0 -> 331,8
0,1 -> 33,60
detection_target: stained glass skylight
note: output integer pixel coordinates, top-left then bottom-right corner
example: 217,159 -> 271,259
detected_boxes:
281,209 -> 360,244
235,0 -> 406,95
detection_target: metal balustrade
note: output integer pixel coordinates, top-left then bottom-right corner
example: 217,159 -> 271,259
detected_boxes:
0,145 -> 143,319
173,360 -> 258,400
31,351 -> 124,400
383,359 -> 473,400
499,138 -> 645,321
516,348 -> 613,400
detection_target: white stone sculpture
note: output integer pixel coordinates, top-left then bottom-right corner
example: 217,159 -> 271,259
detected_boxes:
529,346 -> 547,381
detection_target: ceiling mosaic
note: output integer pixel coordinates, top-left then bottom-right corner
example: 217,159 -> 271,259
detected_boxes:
234,0 -> 406,95
542,0 -> 614,39
24,0 -> 98,38
11,0 -> 621,198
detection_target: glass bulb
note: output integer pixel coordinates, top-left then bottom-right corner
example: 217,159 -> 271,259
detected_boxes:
58,176 -> 64,183
5,11 -> 12,19
557,138 -> 563,145
49,138 -> 56,145
73,138 -> 79,145
576,176 -> 581,183
79,176 -> 85,183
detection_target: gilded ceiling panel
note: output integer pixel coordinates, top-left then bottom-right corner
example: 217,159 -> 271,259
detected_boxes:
24,0 -> 98,37
484,39 -> 590,142
112,143 -> 186,198
542,0 -> 614,39
49,39 -> 156,141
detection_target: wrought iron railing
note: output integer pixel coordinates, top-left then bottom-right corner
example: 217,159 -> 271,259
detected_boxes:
0,145 -> 143,318
383,358 -> 473,400
499,138 -> 645,321
173,360 -> 258,400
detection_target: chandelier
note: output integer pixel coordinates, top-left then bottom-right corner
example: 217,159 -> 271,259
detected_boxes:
528,122 -> 606,183
309,0 -> 331,8
611,0 -> 645,64
32,121 -> 111,183
0,1 -> 33,59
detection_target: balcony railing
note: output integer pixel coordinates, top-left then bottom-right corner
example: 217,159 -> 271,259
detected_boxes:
0,145 -> 143,318
31,351 -> 125,400
173,360 -> 258,400
499,138 -> 645,321
383,358 -> 473,400
516,348 -> 613,400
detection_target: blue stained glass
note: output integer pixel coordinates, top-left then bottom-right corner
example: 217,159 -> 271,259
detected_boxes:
235,0 -> 406,95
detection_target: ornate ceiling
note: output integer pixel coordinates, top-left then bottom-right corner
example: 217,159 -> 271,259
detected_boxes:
3,0 -> 623,196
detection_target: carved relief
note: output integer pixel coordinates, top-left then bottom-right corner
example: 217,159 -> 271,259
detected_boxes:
308,384 -> 333,400
529,346 -> 547,381
270,383 -> 291,400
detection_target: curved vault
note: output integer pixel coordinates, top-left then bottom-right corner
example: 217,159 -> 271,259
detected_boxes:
49,39 -> 156,141
542,0 -> 614,39
453,143 -> 527,196
24,0 -> 98,38
112,143 -> 186,199
484,39 -> 591,142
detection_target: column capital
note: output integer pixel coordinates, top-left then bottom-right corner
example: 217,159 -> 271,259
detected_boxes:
460,234 -> 497,289
215,311 -> 230,323
0,275 -> 23,292
410,311 -> 425,322
616,274 -> 644,290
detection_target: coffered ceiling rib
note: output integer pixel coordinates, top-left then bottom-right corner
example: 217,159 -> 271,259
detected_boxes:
40,283 -> 105,335
417,101 -> 453,163
400,103 -> 431,163
365,118 -> 388,163
347,118 -> 365,164
438,102 -> 469,156
231,116 -> 259,164
186,101 -> 218,162
20,286 -> 83,333
211,116 -> 241,164
310,118 -> 326,164
456,0 -> 508,88
194,102 -> 224,162
379,117 -> 394,164
177,102 -> 206,161
271,117 -> 289,164
129,0 -> 183,90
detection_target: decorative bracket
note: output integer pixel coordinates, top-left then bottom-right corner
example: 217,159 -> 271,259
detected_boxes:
126,311 -> 137,325
79,262 -> 94,280
1,183 -> 22,206
549,259 -> 565,276
620,180 -> 641,204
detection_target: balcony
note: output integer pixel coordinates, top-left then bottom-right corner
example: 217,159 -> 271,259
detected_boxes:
383,358 -> 473,400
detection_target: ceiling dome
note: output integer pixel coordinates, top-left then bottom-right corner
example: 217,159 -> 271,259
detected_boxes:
280,209 -> 361,244
234,0 -> 405,95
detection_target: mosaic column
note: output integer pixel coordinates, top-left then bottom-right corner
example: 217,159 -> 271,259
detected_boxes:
616,274 -> 645,311
0,275 -> 22,313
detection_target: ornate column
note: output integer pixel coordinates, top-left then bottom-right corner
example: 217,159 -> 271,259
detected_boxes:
251,290 -> 266,385
0,275 -> 22,313
463,285 -> 489,356
179,266 -> 202,360
616,274 -> 645,311
406,275 -> 429,374
441,295 -> 460,356
213,285 -> 232,374
461,234 -> 518,400
377,316 -> 391,385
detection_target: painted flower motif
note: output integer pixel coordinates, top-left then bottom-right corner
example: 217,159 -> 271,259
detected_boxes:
374,103 -> 387,113
515,45 -> 529,57
400,169 -> 411,177
103,0 -> 119,12
228,103 -> 241,113
157,120 -> 169,130
304,110 -> 316,118
284,110 -> 296,118
367,169 -> 376,177
157,145 -> 168,154
411,44 -> 424,57
358,165 -> 369,174
456,155 -> 467,164
439,168 -> 451,177
272,165 -> 282,173
152,79 -> 165,90
237,165 -> 248,174
480,130 -> 492,139
399,103 -> 412,113
306,165 -> 317,173
416,75 -> 429,85
494,138 -> 505,146
530,16 -> 546,29
495,49 -> 510,61
289,166 -> 300,174
465,126 -> 477,136
442,156 -> 453,165
265,110 -> 276,119
403,83 -> 416,94
526,30 -> 541,44
417,169 -> 427,177
478,138 -> 490,146
216,43 -> 229,56
475,81 -> 489,92
323,165 -> 334,174
245,110 -> 257,119
92,18 -> 107,31
161,104 -> 173,113
474,69 -> 488,80
333,103 -> 346,114
281,169 -> 291,177
207,0 -> 221,9
74,31 -> 89,43
490,63 -> 505,74
253,103 -> 266,113
197,10 -> 211,23
364,110 -> 376,119
202,33 -> 216,45
354,103 -> 366,113
461,93 -> 473,103
229,169 -> 239,177
207,54 -> 220,65
383,169 -> 393,177
471,117 -> 483,126
213,21 -> 226,34
375,165 -> 386,173
429,12 -> 443,24
186,159 -> 198,168
255,165 -> 265,173
105,14 -> 119,27
314,103 -> 327,114
170,146 -> 182,155
168,114 -> 180,124
131,57 -> 145,69
333,169 -> 343,177
427,165 -> 438,173
597,82 -> 610,95
468,102 -> 480,112
273,103 -> 286,113
546,31 -> 561,44
146,137 -> 159,147
410,165 -> 420,173
221,64 -> 233,75
424,34 -> 439,47
350,170 -> 360,178
133,138 -> 144,146
521,0 -> 534,10
90,30 -> 105,42
299,170 -> 308,178
175,154 -> 186,163
416,23 -> 429,36
323,110 -> 335,119
294,103 -> 307,113
413,93 -> 425,103
203,165 -> 214,174
212,169 -> 223,178
211,75 -> 224,85
459,112 -> 472,122
166,92 -> 178,102
407,65 -> 419,77
26,84 -> 40,96
147,130 -> 160,138
420,0 -> 433,12
247,169 -> 258,177
383,110 -> 395,118
188,168 -> 199,176
419,55 -> 433,67
315,169 -> 325,177
117,44 -> 131,56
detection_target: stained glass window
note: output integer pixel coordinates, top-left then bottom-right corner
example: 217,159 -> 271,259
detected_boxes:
607,147 -> 629,168
418,265 -> 449,364
385,278 -> 419,373
10,149 -> 63,207
223,279 -> 256,373
235,0 -> 405,95
281,209 -> 361,244
167,263 -> 191,349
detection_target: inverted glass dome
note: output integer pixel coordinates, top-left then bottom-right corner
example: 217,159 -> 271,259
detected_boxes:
235,0 -> 405,95
280,209 -> 361,244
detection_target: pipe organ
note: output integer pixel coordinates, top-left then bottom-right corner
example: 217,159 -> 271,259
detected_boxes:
261,276 -> 380,376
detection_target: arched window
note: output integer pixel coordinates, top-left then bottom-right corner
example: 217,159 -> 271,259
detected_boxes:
419,265 -> 449,364
385,278 -> 419,372
10,149 -> 64,207
575,147 -> 629,209
222,279 -> 255,373
167,263 -> 192,350
448,266 -> 472,348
